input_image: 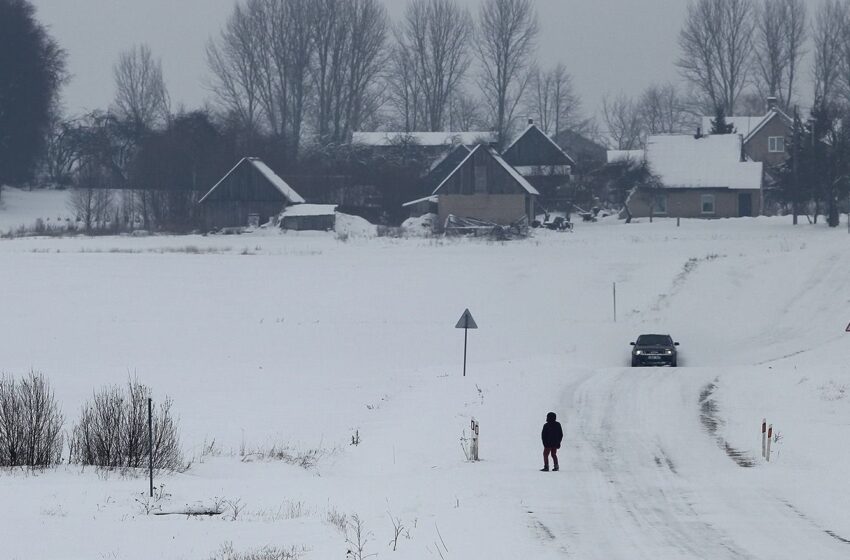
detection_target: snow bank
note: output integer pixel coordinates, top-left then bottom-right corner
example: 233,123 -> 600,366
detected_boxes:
400,213 -> 436,236
334,212 -> 376,237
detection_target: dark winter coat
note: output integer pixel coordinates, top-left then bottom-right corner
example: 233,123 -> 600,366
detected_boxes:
541,420 -> 563,449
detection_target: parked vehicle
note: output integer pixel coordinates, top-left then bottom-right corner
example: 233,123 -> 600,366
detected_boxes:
630,334 -> 679,367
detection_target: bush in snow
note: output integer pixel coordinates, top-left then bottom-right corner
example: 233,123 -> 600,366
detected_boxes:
71,379 -> 182,470
209,542 -> 306,560
0,371 -> 64,467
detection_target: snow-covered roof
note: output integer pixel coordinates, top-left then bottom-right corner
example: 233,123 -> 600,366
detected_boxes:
700,110 -> 791,143
402,195 -> 439,208
199,157 -> 306,204
281,204 -> 337,217
352,131 -> 497,147
607,150 -> 646,164
432,145 -> 540,196
644,134 -> 763,190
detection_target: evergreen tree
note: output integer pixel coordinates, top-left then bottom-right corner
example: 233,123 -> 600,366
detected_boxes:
710,106 -> 735,135
0,0 -> 67,185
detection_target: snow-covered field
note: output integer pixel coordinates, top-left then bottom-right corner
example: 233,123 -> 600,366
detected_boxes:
1,188 -> 850,559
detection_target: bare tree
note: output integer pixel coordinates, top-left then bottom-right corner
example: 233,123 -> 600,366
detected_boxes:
813,0 -> 847,105
678,0 -> 755,114
0,372 -> 64,468
475,0 -> 539,145
71,379 -> 182,470
386,40 -> 426,131
753,0 -> 807,110
113,44 -> 170,134
346,0 -> 389,135
639,83 -> 694,135
602,94 -> 644,150
450,92 -> 486,131
69,161 -> 114,233
397,0 -> 472,132
527,63 -> 582,137
206,3 -> 266,144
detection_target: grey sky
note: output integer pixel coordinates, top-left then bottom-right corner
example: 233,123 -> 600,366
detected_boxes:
31,0 -> 810,123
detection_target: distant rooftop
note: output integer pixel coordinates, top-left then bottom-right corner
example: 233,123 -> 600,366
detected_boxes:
352,131 -> 497,147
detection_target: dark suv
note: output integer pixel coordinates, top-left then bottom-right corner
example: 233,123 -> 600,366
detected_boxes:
631,334 -> 679,367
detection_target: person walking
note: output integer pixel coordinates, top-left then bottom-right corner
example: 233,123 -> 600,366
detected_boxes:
541,411 -> 563,471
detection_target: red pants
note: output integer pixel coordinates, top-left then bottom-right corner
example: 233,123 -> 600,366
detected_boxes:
544,447 -> 558,468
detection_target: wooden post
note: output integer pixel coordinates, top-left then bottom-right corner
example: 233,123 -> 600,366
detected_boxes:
463,327 -> 468,377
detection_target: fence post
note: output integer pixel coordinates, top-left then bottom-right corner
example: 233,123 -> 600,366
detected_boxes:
613,282 -> 617,323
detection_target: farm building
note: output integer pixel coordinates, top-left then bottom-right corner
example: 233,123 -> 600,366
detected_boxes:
609,134 -> 764,219
199,157 -> 305,230
502,121 -> 576,207
280,204 -> 337,231
405,144 -> 540,232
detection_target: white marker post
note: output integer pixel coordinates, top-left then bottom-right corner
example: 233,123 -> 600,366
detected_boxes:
766,424 -> 773,462
470,418 -> 479,461
761,419 -> 767,459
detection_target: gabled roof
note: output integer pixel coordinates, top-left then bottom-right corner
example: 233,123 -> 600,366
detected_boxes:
199,157 -> 306,204
700,109 -> 792,144
432,145 -> 540,196
352,131 -> 497,147
420,145 -> 471,193
644,134 -> 762,190
502,123 -> 576,167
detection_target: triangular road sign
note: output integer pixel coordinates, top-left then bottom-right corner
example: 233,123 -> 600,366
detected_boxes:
455,309 -> 478,329
846,322 -> 850,333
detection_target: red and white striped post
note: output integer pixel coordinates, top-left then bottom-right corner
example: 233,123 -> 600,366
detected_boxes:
766,424 -> 773,462
761,419 -> 767,459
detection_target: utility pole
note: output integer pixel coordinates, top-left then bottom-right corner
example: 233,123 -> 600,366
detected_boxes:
793,106 -> 800,226
148,397 -> 154,498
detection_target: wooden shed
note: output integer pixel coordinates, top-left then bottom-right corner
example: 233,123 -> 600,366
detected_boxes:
502,122 -> 575,206
280,204 -> 338,231
199,157 -> 305,230
417,144 -> 539,231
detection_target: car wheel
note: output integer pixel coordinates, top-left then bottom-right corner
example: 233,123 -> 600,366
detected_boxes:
671,360 -> 678,367
631,359 -> 638,367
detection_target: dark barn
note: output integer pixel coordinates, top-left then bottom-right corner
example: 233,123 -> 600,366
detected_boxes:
199,157 -> 306,230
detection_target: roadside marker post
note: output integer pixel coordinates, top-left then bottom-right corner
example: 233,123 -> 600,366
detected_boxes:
766,424 -> 773,462
470,418 -> 480,461
613,282 -> 617,323
761,419 -> 767,459
455,309 -> 478,377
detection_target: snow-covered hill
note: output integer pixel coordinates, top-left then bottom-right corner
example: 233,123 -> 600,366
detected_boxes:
0,211 -> 848,559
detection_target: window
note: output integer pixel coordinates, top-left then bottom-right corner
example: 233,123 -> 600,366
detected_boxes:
701,194 -> 716,215
768,136 -> 785,153
474,165 -> 487,193
654,194 -> 668,215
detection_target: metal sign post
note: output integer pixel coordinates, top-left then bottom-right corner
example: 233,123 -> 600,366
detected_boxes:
148,397 -> 154,497
455,309 -> 478,377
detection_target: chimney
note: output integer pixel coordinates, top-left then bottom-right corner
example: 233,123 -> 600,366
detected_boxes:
528,118 -> 534,125
767,96 -> 778,112
695,127 -> 703,139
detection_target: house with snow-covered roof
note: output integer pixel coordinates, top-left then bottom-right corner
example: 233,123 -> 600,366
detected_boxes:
404,144 -> 539,231
700,97 -> 792,170
614,134 -> 763,219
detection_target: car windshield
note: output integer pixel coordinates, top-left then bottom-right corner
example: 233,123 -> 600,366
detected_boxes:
636,335 -> 672,346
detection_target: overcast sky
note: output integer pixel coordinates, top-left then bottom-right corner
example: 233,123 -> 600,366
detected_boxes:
31,0 -> 808,123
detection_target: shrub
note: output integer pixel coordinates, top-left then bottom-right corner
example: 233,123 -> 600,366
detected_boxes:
0,371 -> 64,467
71,379 -> 182,470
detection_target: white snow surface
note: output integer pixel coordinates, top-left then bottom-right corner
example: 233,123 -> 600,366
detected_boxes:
1,195 -> 850,558
281,204 -> 338,217
645,134 -> 763,190
0,186 -> 73,233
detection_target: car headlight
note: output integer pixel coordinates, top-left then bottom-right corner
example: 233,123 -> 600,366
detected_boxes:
635,350 -> 644,355
664,349 -> 673,355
